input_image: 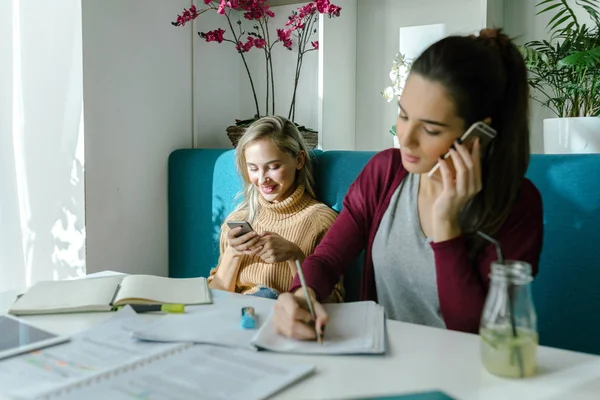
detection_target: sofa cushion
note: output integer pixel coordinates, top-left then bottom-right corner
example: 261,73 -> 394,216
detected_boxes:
168,149 -> 241,279
525,154 -> 600,355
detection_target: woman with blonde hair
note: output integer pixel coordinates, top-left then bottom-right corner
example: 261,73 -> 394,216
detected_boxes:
208,116 -> 343,301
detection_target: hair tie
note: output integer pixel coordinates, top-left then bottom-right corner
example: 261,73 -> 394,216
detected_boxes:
470,28 -> 511,51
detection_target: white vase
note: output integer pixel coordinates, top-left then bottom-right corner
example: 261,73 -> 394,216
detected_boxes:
393,135 -> 400,149
543,117 -> 600,154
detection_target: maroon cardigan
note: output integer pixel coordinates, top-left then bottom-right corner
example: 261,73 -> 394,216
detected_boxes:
291,148 -> 544,333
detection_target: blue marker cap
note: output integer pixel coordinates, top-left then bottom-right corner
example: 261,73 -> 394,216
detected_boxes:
240,306 -> 257,329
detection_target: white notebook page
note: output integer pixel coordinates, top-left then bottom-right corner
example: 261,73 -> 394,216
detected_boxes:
9,276 -> 124,314
0,307 -> 185,399
130,293 -> 275,350
114,275 -> 211,305
52,345 -> 314,400
251,301 -> 386,355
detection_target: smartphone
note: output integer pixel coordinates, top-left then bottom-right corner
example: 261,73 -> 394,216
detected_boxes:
226,221 -> 254,237
427,121 -> 497,181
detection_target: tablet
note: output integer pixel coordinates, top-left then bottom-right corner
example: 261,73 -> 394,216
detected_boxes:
0,314 -> 70,360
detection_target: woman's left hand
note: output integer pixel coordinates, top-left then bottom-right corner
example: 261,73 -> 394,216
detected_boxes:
432,138 -> 482,241
256,232 -> 303,263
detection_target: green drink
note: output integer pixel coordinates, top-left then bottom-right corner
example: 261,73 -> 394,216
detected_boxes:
480,325 -> 538,378
479,260 -> 538,379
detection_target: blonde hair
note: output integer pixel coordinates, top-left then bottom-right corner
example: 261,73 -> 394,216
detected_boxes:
234,115 -> 316,222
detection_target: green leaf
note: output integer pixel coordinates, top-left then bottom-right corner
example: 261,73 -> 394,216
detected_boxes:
525,0 -> 600,117
537,2 -> 563,15
582,5 -> 600,23
547,8 -> 568,29
550,14 -> 573,32
564,20 -> 576,31
558,46 -> 600,66
389,125 -> 397,136
578,0 -> 600,10
536,0 -> 559,7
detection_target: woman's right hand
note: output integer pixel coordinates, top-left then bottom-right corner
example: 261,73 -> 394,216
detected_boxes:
227,227 -> 263,256
273,290 -> 329,341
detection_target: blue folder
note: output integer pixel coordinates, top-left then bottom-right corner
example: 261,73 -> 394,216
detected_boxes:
350,391 -> 455,400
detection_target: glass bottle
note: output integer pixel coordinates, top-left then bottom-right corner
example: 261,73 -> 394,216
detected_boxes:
480,261 -> 538,378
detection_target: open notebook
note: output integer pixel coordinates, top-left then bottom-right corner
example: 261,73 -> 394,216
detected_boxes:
251,301 -> 387,355
8,275 -> 212,316
132,296 -> 386,355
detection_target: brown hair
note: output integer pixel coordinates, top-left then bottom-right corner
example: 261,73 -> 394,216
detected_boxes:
411,29 -> 530,259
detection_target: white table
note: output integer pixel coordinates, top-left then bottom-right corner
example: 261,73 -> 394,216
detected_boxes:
1,290 -> 599,400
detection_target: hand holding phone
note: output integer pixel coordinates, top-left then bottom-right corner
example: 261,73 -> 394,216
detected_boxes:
226,221 -> 261,255
428,121 -> 496,182
226,221 -> 254,237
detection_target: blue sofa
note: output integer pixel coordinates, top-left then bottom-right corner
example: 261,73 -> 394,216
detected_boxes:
168,149 -> 600,355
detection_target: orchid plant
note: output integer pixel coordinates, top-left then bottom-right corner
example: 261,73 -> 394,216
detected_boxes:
382,52 -> 412,102
173,0 -> 342,126
381,52 -> 412,136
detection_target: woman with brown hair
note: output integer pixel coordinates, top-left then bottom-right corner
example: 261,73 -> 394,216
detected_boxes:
273,29 -> 543,338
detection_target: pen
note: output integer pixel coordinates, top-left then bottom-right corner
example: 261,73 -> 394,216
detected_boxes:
295,259 -> 322,344
113,304 -> 185,313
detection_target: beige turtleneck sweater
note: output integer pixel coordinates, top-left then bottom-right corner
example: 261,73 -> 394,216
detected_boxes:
208,185 -> 344,302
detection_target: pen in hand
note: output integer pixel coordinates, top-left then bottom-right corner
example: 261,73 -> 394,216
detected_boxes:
295,259 -> 323,344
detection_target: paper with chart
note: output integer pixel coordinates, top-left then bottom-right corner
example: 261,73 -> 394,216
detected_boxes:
131,294 -> 276,350
0,307 -> 186,399
251,301 -> 387,355
51,345 -> 315,400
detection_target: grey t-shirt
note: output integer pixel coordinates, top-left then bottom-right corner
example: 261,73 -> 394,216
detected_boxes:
372,173 -> 445,328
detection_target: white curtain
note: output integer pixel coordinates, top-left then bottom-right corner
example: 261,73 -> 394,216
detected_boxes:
0,0 -> 85,293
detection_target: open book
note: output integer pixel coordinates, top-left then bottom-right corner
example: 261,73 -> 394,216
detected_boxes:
0,307 -> 313,400
8,275 -> 212,316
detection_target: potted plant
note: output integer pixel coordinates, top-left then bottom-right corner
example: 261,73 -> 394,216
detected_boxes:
172,0 -> 342,149
381,52 -> 412,148
522,0 -> 600,154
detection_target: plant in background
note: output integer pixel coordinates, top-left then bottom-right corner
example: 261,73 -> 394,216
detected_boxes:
381,52 -> 412,136
382,52 -> 412,103
521,0 -> 600,117
172,0 -> 341,127
281,1 -> 341,121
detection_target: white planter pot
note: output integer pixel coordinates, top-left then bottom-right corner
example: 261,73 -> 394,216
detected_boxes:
393,135 -> 400,149
543,117 -> 600,154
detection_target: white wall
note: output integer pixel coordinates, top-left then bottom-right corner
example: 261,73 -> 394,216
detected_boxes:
83,0 -> 193,276
320,0 -> 358,150
354,0 -> 486,151
0,0 -> 85,293
486,0 -> 505,28
503,0 -> 594,154
504,0 -> 553,154
192,5 -> 242,148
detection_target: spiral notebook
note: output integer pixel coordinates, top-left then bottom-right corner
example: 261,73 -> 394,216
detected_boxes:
35,345 -> 314,400
0,307 -> 313,400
